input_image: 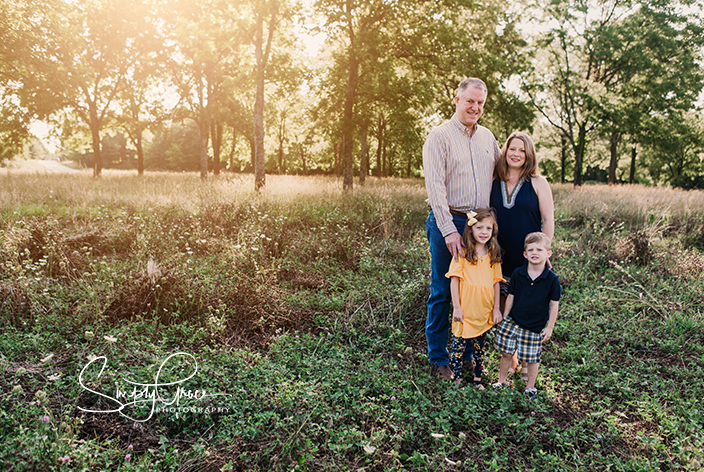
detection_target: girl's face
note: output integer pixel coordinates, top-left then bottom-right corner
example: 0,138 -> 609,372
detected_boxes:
506,138 -> 526,170
471,218 -> 494,245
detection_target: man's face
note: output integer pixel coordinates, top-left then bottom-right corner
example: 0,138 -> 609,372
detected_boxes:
454,86 -> 486,128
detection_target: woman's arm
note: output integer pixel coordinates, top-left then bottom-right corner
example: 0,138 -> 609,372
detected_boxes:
533,175 -> 555,240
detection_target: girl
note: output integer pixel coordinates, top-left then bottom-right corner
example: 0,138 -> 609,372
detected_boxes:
446,208 -> 504,389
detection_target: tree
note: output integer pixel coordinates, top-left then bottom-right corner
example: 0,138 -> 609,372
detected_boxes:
526,0 -> 704,186
252,0 -> 278,190
48,0 -> 151,177
315,0 -> 530,189
163,0 -> 249,180
0,0 -> 64,162
523,0 -> 622,186
642,110 -> 704,185
112,5 -> 171,177
593,0 -> 704,184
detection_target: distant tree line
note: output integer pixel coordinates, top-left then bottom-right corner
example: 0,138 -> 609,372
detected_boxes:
1,0 -> 702,188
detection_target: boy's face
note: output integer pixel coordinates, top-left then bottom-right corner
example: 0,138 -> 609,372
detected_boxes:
524,242 -> 552,266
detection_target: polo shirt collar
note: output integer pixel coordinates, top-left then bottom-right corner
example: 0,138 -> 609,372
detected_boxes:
516,262 -> 551,281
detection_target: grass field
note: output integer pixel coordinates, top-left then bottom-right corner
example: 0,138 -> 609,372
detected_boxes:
1,171 -> 703,471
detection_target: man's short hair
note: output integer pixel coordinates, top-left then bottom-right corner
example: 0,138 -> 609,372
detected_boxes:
457,77 -> 487,96
524,232 -> 552,250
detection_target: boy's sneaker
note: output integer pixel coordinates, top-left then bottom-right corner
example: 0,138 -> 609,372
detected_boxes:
525,388 -> 538,401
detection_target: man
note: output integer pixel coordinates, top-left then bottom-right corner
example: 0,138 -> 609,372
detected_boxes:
423,77 -> 500,380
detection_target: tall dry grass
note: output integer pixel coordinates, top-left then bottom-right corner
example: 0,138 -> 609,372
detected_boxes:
552,183 -> 704,227
3,170 -> 703,231
0,171 -> 427,214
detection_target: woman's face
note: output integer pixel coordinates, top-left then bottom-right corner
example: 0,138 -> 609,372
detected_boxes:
506,137 -> 526,171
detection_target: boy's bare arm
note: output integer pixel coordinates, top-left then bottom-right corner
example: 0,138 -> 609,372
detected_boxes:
450,277 -> 464,322
541,300 -> 559,343
503,294 -> 514,319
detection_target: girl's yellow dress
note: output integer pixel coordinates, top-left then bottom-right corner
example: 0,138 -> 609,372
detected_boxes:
446,254 -> 504,338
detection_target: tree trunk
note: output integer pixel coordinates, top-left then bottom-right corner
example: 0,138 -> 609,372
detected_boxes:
629,142 -> 637,184
573,126 -> 586,186
247,133 -> 255,172
341,0 -> 358,191
375,113 -> 384,177
334,142 -> 341,175
228,127 -> 237,172
359,125 -> 368,185
277,110 -> 286,174
211,120 -> 223,175
341,53 -> 358,190
90,106 -> 102,178
199,121 -> 209,180
608,129 -> 620,184
253,18 -> 266,190
382,137 -> 388,177
560,135 -> 568,184
253,8 -> 276,191
136,132 -> 144,176
301,143 -> 307,174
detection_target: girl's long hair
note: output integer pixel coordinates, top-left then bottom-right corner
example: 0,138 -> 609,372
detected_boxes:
494,131 -> 538,183
462,208 -> 502,266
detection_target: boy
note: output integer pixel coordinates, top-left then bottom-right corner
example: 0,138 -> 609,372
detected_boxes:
492,232 -> 561,400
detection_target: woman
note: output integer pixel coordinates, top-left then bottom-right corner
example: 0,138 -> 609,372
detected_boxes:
490,131 -> 555,378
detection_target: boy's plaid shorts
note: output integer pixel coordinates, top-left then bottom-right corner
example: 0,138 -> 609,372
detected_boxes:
494,316 -> 542,364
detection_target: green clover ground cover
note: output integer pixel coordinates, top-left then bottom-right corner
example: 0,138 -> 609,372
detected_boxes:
1,173 -> 703,471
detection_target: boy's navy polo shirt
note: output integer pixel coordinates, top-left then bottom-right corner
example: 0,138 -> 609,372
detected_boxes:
508,263 -> 562,333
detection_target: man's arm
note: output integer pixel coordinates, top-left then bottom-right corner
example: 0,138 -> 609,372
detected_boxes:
423,130 -> 457,238
444,233 -> 463,261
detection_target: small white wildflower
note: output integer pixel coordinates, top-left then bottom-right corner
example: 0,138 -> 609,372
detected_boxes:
104,335 -> 118,343
431,433 -> 444,439
363,444 -> 376,454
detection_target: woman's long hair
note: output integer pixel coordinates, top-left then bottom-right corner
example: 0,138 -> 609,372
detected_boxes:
462,208 -> 502,266
494,131 -> 538,183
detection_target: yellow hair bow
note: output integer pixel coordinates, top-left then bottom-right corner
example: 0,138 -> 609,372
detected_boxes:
466,211 -> 478,226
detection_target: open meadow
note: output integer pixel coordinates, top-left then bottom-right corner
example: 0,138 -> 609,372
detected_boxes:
1,171 -> 703,471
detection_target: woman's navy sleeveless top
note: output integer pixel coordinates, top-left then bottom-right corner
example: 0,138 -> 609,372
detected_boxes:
490,178 -> 542,277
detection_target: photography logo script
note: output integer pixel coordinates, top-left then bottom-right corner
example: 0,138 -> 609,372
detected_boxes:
77,352 -> 230,422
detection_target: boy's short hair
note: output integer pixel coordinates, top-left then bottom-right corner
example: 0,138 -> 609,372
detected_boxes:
524,232 -> 552,250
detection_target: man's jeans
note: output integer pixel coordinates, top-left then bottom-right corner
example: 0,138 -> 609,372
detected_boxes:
425,210 -> 473,366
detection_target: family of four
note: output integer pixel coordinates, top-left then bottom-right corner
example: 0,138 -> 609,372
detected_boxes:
423,77 -> 561,400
